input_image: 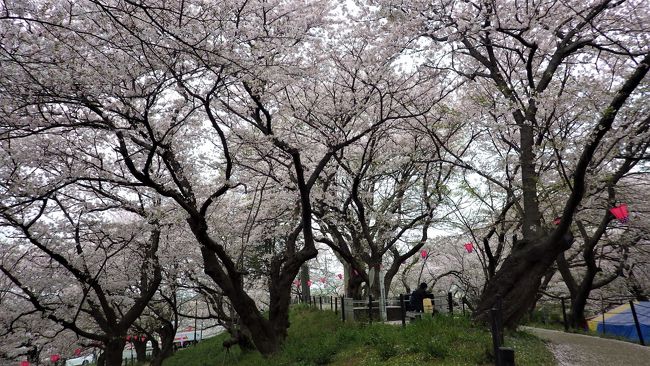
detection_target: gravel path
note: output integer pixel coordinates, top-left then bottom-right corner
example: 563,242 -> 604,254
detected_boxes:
522,326 -> 650,366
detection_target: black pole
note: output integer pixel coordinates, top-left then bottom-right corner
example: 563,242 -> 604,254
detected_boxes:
399,294 -> 406,327
335,297 -> 338,314
495,296 -> 504,346
490,308 -> 502,366
331,296 -> 333,310
561,298 -> 569,332
498,347 -> 515,366
341,296 -> 346,322
629,301 -> 645,346
319,296 -> 323,310
194,298 -> 198,344
368,295 -> 373,323
448,292 -> 453,314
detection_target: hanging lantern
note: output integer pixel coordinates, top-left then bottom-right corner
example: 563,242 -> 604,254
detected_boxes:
319,277 -> 326,283
610,204 -> 629,223
420,250 -> 427,259
126,335 -> 131,341
307,280 -> 312,287
74,348 -> 82,356
141,336 -> 146,342
21,361 -> 30,366
464,243 -> 474,253
50,354 -> 60,363
293,280 -> 300,287
553,217 -> 561,225
337,273 -> 343,279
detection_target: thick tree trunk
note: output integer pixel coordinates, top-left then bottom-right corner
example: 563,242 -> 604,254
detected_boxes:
368,263 -> 381,299
300,264 -> 311,302
150,323 -> 175,366
98,338 -> 126,366
231,291 -> 280,355
133,339 -> 147,362
346,276 -> 364,299
473,236 -> 571,327
569,282 -> 593,329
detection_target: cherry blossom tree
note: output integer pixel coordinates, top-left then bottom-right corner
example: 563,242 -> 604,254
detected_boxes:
0,188 -> 163,366
0,0 -> 447,356
372,0 -> 650,326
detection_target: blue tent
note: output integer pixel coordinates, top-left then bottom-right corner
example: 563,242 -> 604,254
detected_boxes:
587,301 -> 650,342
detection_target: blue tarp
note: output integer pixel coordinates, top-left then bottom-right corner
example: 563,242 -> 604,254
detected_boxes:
588,301 -> 650,342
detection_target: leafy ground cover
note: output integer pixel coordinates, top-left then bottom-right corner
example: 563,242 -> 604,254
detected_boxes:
163,306 -> 555,366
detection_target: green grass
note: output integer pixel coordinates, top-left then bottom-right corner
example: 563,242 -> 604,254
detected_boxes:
163,306 -> 555,366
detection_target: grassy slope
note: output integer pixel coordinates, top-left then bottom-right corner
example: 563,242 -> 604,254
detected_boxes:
163,306 -> 555,366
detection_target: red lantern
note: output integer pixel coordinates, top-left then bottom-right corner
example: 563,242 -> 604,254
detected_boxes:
126,335 -> 131,341
50,354 -> 60,362
319,277 -> 326,283
553,217 -> 561,225
74,348 -> 82,356
293,280 -> 300,287
21,361 -> 30,366
610,204 -> 629,223
464,243 -> 474,253
307,280 -> 312,287
141,336 -> 146,342
420,250 -> 427,259
337,273 -> 343,279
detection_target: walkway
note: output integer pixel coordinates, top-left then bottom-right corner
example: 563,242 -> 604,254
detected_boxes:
522,326 -> 650,365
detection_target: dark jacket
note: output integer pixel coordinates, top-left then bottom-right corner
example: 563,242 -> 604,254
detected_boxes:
410,288 -> 427,312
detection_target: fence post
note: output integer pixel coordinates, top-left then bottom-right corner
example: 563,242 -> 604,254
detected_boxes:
368,295 -> 373,323
335,297 -> 338,314
341,296 -> 346,322
490,308 -> 502,366
399,294 -> 406,327
629,301 -> 645,346
448,292 -> 453,314
319,296 -> 323,310
561,298 -> 569,332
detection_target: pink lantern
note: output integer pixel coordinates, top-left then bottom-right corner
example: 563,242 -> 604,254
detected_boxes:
293,280 -> 300,287
337,273 -> 343,279
553,217 -> 561,225
610,204 -> 629,223
74,348 -> 82,356
319,277 -> 326,283
141,336 -> 146,342
50,354 -> 60,362
307,280 -> 312,287
420,250 -> 427,259
21,361 -> 30,366
126,335 -> 131,341
464,243 -> 474,253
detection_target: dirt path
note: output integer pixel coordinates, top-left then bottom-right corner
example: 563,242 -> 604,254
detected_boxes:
522,326 -> 650,365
